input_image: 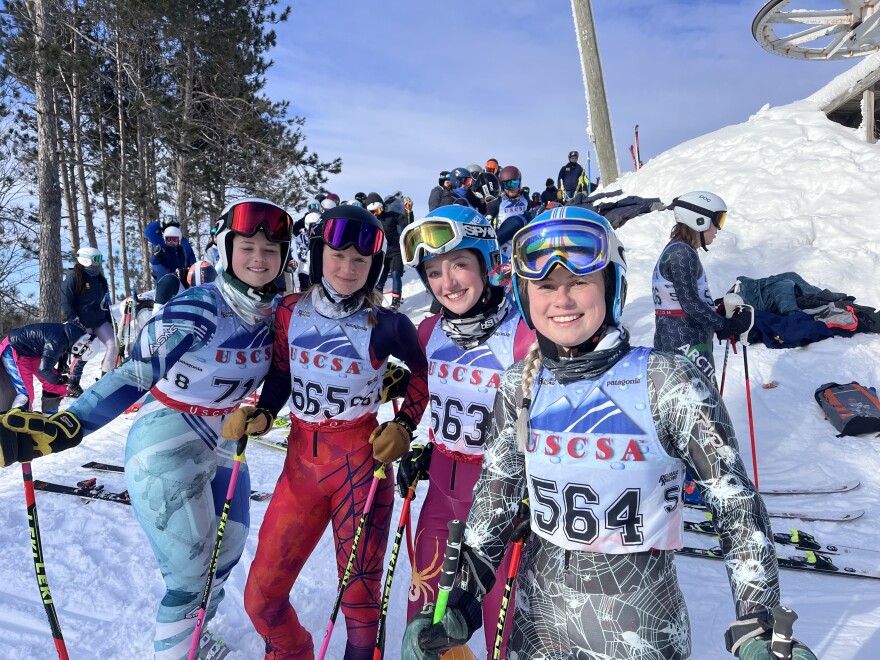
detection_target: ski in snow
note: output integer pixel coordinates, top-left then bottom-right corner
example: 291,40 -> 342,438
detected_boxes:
676,544 -> 880,581
683,519 -> 877,558
683,501 -> 863,523
34,479 -> 132,505
758,480 -> 859,496
249,436 -> 288,451
79,463 -> 273,501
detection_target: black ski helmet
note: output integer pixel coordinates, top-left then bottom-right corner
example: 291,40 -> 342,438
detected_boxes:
309,204 -> 387,295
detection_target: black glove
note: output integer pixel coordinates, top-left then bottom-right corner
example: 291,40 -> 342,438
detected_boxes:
152,246 -> 165,257
396,442 -> 433,497
381,361 -> 411,403
401,589 -> 481,660
0,410 -> 84,466
726,611 -> 817,659
512,496 -> 531,542
0,425 -> 28,468
716,307 -> 754,341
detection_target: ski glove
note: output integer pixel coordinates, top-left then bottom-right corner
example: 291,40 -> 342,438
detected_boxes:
381,361 -> 411,404
725,611 -> 817,660
396,442 -> 433,497
0,410 -> 83,466
221,405 -> 274,439
716,307 -> 754,342
400,588 -> 482,660
369,412 -> 415,463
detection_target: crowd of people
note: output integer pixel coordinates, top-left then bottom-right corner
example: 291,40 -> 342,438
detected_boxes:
0,156 -> 817,660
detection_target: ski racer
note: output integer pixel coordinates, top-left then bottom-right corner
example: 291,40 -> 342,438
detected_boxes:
0,198 -> 293,659
225,204 -> 429,659
401,207 -> 816,660
653,191 -> 752,383
397,205 -> 535,658
495,165 -> 531,260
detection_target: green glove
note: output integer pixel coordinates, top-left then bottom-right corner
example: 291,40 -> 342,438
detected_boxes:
1,410 -> 84,463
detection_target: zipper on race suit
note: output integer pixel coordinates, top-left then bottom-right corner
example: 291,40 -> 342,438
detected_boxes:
313,430 -> 318,458
449,460 -> 457,492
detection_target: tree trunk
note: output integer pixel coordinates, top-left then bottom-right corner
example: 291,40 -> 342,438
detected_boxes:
70,0 -> 97,247
136,110 -> 151,291
115,31 -> 131,298
175,39 -> 194,236
97,112 -> 117,301
55,94 -> 79,253
32,0 -> 63,321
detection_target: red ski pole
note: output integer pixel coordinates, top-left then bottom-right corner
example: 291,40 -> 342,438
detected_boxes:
629,145 -> 638,171
742,342 -> 760,490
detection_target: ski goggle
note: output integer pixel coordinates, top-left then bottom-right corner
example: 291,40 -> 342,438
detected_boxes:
501,178 -> 521,191
221,202 -> 293,242
401,219 -> 460,266
673,198 -> 727,230
511,220 -> 610,281
322,216 -> 385,256
89,254 -> 104,264
307,201 -> 321,212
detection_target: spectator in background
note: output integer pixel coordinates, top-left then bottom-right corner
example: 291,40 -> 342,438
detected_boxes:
145,216 -> 196,265
150,225 -> 195,281
61,246 -> 117,395
368,193 -> 406,311
540,178 -> 558,204
557,149 -> 584,200
530,192 -> 542,210
428,171 -> 451,211
0,321 -> 92,412
485,158 -> 500,176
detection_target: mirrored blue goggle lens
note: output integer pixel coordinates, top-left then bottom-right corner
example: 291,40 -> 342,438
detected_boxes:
513,222 -> 609,279
501,178 -> 521,190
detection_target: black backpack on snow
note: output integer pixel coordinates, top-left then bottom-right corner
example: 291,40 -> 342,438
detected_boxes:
814,381 -> 880,437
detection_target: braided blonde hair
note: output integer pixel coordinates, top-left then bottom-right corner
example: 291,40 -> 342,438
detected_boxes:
516,339 -> 543,452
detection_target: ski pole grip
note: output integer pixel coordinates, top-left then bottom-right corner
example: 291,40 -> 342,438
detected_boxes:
433,520 -> 465,624
770,606 -> 797,660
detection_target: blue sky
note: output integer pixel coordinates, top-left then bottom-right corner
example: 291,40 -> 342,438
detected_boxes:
265,1 -> 850,214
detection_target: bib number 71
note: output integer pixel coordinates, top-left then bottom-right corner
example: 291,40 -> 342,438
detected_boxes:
529,476 -> 644,546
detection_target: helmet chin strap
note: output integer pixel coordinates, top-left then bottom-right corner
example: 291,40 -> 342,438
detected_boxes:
699,232 -> 709,252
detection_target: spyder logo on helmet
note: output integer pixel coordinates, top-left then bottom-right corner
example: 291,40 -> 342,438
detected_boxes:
462,224 -> 496,239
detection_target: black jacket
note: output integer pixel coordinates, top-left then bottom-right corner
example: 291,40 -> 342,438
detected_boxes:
541,185 -> 559,204
7,322 -> 85,385
61,267 -> 112,329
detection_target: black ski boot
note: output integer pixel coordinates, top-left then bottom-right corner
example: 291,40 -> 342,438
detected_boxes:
66,383 -> 84,398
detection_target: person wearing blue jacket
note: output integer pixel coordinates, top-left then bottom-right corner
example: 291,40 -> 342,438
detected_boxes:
557,150 -> 584,200
145,217 -> 197,265
150,225 -> 196,281
61,246 -> 118,395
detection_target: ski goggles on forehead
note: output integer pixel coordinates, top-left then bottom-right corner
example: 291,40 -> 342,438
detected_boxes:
673,199 -> 727,229
401,218 -> 463,266
322,216 -> 385,256
307,201 -> 321,212
223,202 -> 293,241
512,220 -> 610,280
501,178 -> 521,191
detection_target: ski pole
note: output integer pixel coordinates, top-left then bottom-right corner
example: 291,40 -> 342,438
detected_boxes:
373,478 -> 418,659
719,339 -> 730,396
318,463 -> 387,660
635,124 -> 642,167
586,152 -> 592,195
186,435 -> 248,660
629,145 -> 638,171
742,342 -> 760,490
433,520 -> 466,624
492,496 -> 530,660
22,462 -> 70,660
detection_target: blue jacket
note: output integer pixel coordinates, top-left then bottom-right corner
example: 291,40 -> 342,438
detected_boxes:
150,243 -> 193,281
61,268 -> 112,329
145,220 -> 197,264
7,322 -> 85,385
557,162 -> 584,196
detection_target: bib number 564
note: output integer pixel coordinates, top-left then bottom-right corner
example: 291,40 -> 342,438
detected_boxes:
529,476 -> 644,546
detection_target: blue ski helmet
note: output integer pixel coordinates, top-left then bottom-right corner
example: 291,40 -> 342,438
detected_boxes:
511,206 -> 627,328
400,205 -> 501,294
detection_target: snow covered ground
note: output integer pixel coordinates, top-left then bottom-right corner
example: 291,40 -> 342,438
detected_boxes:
2,98 -> 879,659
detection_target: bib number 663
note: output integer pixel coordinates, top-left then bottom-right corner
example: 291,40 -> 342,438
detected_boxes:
529,476 -> 645,546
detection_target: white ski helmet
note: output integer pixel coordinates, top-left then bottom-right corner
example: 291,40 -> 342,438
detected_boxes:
76,246 -> 103,267
71,333 -> 98,362
163,225 -> 183,242
671,191 -> 728,232
304,211 -> 321,231
213,198 -> 293,281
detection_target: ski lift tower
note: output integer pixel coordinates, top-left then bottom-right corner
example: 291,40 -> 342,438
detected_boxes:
752,0 -> 880,142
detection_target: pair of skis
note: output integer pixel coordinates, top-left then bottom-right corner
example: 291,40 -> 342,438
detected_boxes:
32,462 -> 272,503
629,124 -> 643,171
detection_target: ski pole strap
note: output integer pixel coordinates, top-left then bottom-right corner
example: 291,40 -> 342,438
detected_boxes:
770,606 -> 797,660
433,520 -> 466,624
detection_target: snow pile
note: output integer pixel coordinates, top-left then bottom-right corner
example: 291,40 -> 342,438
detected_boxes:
1,101 -> 879,658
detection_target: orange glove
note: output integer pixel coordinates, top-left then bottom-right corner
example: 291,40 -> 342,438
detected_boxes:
221,406 -> 273,440
369,414 -> 415,463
